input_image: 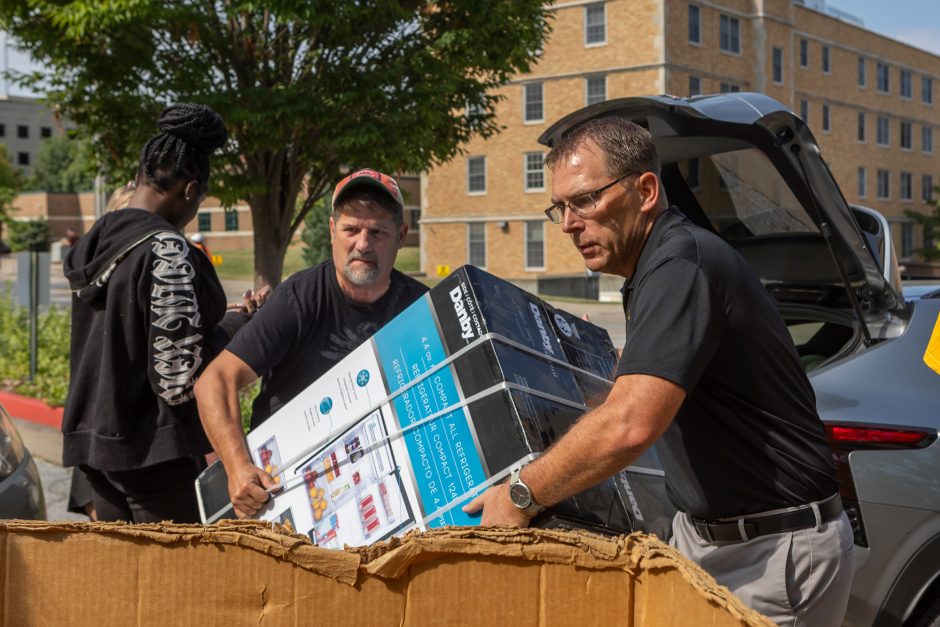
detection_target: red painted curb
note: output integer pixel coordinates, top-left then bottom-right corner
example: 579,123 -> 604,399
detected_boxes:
0,390 -> 63,429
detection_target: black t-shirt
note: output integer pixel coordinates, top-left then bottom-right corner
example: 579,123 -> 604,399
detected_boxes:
615,207 -> 838,519
227,260 -> 429,428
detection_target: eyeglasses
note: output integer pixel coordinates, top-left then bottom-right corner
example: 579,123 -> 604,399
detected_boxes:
544,171 -> 640,224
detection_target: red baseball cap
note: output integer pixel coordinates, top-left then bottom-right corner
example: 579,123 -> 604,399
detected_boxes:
332,169 -> 404,214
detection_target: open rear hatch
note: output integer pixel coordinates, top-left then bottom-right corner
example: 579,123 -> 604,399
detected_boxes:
538,93 -> 905,336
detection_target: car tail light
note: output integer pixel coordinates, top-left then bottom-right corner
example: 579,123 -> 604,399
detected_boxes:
825,423 -> 938,548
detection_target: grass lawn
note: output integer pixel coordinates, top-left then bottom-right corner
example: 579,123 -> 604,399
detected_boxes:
214,244 -> 421,282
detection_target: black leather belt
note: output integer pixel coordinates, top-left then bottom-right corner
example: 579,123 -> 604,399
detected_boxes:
688,493 -> 843,543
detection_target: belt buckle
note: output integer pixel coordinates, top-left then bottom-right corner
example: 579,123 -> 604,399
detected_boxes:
692,519 -> 714,543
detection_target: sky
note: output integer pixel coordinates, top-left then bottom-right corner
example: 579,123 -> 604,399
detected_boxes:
1,2 -> 939,97
844,0 -> 940,55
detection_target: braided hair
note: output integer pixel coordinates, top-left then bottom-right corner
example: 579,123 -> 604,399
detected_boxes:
138,103 -> 227,191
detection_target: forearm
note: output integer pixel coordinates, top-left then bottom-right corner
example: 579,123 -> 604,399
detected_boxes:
195,366 -> 253,469
524,403 -> 645,507
524,374 -> 684,508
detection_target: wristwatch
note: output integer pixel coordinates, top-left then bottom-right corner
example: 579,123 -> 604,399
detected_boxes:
508,464 -> 545,516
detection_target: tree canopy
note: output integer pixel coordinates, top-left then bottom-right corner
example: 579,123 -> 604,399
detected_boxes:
28,135 -> 96,192
0,145 -> 23,248
0,1 -> 553,286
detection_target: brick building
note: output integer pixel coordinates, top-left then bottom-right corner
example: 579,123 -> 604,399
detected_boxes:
421,0 -> 940,283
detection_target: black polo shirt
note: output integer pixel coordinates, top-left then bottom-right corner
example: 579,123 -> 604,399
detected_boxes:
227,260 -> 428,429
615,206 -> 838,519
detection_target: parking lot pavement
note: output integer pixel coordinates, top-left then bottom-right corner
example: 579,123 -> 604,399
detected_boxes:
12,417 -> 87,521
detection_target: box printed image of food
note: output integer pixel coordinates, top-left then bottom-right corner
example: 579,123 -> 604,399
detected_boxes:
254,436 -> 282,484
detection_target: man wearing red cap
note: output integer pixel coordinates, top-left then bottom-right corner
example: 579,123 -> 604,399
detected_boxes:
195,169 -> 428,518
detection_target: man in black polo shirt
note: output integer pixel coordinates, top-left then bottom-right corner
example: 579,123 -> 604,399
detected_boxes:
195,169 -> 428,519
464,118 -> 853,625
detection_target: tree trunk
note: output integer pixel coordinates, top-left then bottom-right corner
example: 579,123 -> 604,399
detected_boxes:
249,198 -> 292,289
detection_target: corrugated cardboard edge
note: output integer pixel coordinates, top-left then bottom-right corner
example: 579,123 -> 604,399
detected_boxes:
0,519 -> 360,585
1,521 -> 772,626
357,527 -> 774,626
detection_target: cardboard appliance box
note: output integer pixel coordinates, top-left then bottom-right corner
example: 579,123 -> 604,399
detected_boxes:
198,266 -> 670,545
0,521 -> 774,627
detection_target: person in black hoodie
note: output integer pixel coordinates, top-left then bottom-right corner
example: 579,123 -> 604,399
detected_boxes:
62,103 -> 244,523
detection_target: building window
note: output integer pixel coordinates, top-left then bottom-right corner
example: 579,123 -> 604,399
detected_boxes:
525,221 -> 545,270
585,75 -> 606,106
524,82 -> 544,123
901,121 -> 912,150
720,82 -> 740,93
857,112 -> 866,142
584,3 -> 606,46
0,124 -> 5,137
465,100 -> 485,118
687,158 -> 701,190
822,104 -> 830,132
688,4 -> 701,44
877,169 -> 890,199
857,167 -> 866,198
924,76 -> 934,104
901,222 -> 913,258
924,126 -> 934,153
900,172 -> 913,201
40,126 -> 52,138
408,209 -> 420,231
467,156 -> 486,194
17,125 -> 28,139
799,38 -> 808,68
689,76 -> 701,96
197,212 -> 212,232
901,70 -> 913,99
524,152 -> 545,191
876,116 -> 890,146
467,222 -> 486,268
926,226 -> 936,253
800,99 -> 809,123
877,62 -> 890,93
719,14 -> 740,54
772,47 -> 783,84
17,152 -> 29,166
225,210 -> 239,231
923,174 -> 934,203
857,56 -> 866,87
821,45 -> 830,74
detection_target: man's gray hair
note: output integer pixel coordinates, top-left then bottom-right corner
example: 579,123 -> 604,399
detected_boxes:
544,117 -> 660,178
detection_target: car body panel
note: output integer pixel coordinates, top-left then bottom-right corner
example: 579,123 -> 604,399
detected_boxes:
811,298 -> 940,431
0,402 -> 46,520
842,502 -> 940,626
0,450 -> 46,520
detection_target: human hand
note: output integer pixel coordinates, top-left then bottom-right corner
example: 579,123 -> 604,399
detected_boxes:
227,460 -> 282,519
461,482 -> 534,528
227,285 -> 272,316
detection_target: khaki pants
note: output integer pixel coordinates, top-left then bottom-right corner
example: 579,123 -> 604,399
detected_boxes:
671,510 -> 855,626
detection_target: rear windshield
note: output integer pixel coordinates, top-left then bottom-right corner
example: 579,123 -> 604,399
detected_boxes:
677,148 -> 816,240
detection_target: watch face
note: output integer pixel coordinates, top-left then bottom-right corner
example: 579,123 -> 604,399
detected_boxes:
509,482 -> 532,509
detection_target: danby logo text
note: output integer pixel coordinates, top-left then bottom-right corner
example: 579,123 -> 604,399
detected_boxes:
450,286 -> 475,340
529,302 -> 555,357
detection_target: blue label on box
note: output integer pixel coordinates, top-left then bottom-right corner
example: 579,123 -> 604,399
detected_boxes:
375,297 -> 485,527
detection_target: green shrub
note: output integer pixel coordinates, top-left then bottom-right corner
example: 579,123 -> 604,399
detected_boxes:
239,380 -> 261,433
0,287 -> 71,406
6,219 -> 51,252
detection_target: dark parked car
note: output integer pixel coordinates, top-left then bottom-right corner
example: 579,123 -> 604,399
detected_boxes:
539,93 -> 940,627
0,403 -> 46,520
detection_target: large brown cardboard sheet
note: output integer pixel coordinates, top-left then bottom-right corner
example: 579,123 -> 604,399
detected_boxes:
0,521 -> 772,626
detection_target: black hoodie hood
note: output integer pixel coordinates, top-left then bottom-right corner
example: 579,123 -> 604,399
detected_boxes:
64,209 -> 177,305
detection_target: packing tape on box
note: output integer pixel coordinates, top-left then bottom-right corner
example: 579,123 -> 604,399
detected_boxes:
263,329 -> 610,486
